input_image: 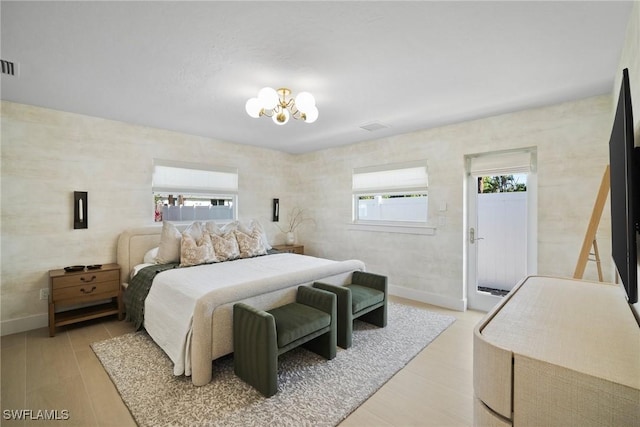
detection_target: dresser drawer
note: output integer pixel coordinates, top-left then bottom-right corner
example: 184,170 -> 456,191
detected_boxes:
51,269 -> 119,289
52,279 -> 119,301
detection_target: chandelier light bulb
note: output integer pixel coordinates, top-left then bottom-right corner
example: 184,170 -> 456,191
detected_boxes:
304,105 -> 319,123
272,107 -> 290,125
258,87 -> 279,110
295,91 -> 315,113
245,97 -> 262,118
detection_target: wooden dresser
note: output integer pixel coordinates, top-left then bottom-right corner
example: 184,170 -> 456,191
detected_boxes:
48,263 -> 122,337
474,275 -> 640,426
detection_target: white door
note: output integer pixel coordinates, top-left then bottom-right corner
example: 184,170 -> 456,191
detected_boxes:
465,151 -> 537,312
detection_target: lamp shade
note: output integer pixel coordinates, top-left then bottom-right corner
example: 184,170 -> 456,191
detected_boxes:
295,91 -> 315,113
273,108 -> 290,125
245,97 -> 262,118
304,106 -> 319,123
258,87 -> 279,110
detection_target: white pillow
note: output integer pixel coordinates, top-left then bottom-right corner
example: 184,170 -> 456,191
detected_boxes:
156,221 -> 182,264
143,247 -> 159,264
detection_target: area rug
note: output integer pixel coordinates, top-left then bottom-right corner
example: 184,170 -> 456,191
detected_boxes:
91,302 -> 455,427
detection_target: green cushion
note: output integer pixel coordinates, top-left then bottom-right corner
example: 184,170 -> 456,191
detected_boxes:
268,303 -> 331,348
347,284 -> 384,314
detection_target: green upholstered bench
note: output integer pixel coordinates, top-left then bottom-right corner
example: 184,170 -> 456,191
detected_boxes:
233,286 -> 337,397
313,271 -> 387,349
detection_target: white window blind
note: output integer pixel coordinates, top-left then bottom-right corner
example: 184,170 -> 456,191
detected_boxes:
152,160 -> 238,195
467,150 -> 534,176
352,162 -> 428,194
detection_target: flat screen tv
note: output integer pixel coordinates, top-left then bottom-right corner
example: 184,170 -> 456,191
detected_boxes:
609,68 -> 639,305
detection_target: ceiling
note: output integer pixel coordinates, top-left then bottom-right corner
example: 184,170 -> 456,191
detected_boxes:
0,1 -> 633,154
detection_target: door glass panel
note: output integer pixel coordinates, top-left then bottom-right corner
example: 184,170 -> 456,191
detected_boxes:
475,174 -> 528,296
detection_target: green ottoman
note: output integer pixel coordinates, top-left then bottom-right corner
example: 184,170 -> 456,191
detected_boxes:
313,271 -> 387,349
233,286 -> 336,397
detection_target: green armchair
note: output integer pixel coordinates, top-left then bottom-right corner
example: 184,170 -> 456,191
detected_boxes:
313,271 -> 387,349
233,286 -> 337,397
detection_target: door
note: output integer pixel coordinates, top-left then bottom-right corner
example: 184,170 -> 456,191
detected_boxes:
465,150 -> 537,312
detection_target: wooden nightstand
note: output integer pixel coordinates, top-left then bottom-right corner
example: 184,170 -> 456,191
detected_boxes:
272,244 -> 304,255
48,263 -> 122,337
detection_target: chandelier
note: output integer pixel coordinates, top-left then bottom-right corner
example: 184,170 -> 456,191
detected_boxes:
245,87 -> 318,126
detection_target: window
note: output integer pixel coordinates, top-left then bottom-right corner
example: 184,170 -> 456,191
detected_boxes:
152,160 -> 238,222
352,161 -> 428,225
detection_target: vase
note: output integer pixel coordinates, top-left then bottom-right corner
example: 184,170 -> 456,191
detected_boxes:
286,232 -> 295,245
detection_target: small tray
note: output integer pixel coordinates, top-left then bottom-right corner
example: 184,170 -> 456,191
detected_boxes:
86,264 -> 102,270
64,265 -> 85,272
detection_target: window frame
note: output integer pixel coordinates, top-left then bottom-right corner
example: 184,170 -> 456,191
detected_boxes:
152,159 -> 239,224
351,161 -> 433,234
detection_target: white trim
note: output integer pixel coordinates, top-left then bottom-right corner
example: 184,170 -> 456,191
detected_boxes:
389,284 -> 467,312
1,313 -> 48,336
348,222 -> 436,235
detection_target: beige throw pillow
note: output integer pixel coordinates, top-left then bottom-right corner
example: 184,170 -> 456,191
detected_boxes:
238,219 -> 272,250
210,232 -> 240,262
235,229 -> 268,258
180,232 -> 216,267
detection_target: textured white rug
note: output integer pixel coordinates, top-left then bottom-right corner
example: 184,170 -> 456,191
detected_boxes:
91,302 -> 455,427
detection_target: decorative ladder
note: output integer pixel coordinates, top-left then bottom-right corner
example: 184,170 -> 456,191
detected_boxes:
573,165 -> 609,281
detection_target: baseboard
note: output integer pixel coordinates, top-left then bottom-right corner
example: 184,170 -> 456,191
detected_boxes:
1,313 -> 48,336
389,284 -> 467,312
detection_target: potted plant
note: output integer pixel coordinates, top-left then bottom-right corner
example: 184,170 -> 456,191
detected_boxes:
276,207 -> 314,245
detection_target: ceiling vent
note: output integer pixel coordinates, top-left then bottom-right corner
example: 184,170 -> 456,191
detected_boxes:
1,59 -> 18,77
360,121 -> 389,132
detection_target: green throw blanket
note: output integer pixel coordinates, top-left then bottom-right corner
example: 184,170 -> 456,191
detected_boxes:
124,263 -> 179,330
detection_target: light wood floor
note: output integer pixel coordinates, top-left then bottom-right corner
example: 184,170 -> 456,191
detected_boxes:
1,296 -> 486,426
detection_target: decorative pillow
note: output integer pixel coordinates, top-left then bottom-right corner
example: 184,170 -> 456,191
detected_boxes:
220,221 -> 239,235
156,222 -> 182,264
210,232 -> 240,262
183,221 -> 206,240
235,229 -> 268,258
238,219 -> 272,250
143,247 -> 159,264
180,232 -> 216,267
203,220 -> 222,236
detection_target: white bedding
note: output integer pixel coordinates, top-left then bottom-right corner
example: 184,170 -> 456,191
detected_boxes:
142,253 -> 359,377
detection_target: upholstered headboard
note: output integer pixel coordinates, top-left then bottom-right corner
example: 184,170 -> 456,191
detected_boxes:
117,224 -> 188,283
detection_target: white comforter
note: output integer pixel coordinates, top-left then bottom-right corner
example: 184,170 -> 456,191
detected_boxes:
142,253 -> 363,377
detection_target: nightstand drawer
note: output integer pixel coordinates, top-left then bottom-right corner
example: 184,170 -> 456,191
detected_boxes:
52,279 -> 119,301
51,269 -> 120,289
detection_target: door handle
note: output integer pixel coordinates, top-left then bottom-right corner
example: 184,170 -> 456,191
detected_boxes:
470,228 -> 485,244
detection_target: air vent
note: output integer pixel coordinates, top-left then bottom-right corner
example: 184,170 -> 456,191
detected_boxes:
360,121 -> 389,132
1,59 -> 18,77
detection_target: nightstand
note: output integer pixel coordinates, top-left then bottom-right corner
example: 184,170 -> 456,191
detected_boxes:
272,244 -> 304,255
48,263 -> 122,337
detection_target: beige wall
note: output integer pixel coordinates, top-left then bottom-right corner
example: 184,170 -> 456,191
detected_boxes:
616,1 -> 640,137
292,95 -> 613,309
0,102 -> 293,334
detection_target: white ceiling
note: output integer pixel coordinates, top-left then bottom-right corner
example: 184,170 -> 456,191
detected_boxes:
0,1 -> 633,154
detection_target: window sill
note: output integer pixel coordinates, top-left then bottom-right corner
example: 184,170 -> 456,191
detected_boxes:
347,223 -> 436,235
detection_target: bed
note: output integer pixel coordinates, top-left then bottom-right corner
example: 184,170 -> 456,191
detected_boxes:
117,223 -> 365,386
